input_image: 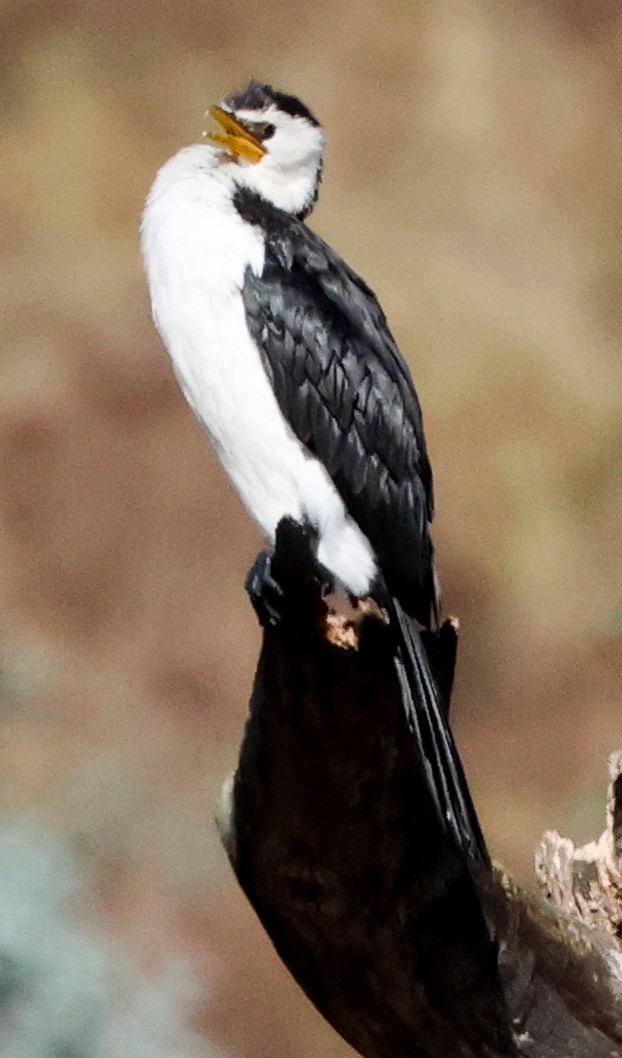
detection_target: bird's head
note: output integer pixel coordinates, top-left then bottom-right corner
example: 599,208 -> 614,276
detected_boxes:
206,81 -> 324,220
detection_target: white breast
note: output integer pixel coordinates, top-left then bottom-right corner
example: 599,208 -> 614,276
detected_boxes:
141,145 -> 377,597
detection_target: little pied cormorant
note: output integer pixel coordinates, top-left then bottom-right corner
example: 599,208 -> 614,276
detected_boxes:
141,79 -> 514,1057
142,78 -> 490,858
141,80 -> 436,627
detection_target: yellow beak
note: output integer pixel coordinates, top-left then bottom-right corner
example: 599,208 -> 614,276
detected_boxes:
207,105 -> 267,165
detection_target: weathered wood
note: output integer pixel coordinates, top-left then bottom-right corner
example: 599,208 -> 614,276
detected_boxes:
218,520 -> 622,1058
490,869 -> 622,1055
536,751 -> 622,950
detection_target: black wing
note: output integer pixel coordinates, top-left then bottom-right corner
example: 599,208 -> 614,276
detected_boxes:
235,189 -> 435,626
236,193 -> 491,870
391,598 -> 491,866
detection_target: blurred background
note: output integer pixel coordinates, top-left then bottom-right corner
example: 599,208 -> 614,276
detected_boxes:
0,0 -> 621,1054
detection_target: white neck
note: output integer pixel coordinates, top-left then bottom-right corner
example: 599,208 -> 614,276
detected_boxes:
233,158 -> 318,217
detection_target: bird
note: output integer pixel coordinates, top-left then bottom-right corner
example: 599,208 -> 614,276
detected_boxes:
141,81 -> 515,1055
141,74 -> 483,862
142,81 -> 436,604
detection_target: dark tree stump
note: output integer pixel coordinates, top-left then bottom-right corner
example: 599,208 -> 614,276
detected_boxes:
218,520 -> 622,1058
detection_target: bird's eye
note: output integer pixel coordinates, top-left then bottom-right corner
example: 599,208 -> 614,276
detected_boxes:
244,121 -> 276,142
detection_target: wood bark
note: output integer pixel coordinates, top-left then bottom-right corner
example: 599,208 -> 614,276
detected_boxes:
218,520 -> 622,1058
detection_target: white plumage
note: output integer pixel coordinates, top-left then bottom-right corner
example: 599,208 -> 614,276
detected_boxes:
141,142 -> 378,596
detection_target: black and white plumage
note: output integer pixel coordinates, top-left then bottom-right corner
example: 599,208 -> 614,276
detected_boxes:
141,81 -> 483,864
141,81 -> 515,1054
235,186 -> 436,625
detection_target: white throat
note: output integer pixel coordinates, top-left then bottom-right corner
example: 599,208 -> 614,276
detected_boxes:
232,157 -> 318,216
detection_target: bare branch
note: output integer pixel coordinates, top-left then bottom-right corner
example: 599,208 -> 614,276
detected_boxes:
219,520 -> 622,1058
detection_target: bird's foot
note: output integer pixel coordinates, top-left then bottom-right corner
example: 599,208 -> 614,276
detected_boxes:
246,520 -> 336,628
245,548 -> 286,628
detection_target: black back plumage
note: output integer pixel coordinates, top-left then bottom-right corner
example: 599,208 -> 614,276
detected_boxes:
235,188 -> 436,627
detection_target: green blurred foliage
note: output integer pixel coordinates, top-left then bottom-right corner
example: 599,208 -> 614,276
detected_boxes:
0,819 -> 214,1057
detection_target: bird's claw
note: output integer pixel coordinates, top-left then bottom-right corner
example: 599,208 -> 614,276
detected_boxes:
245,549 -> 286,628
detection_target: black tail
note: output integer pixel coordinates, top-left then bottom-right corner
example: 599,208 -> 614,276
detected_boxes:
389,596 -> 490,868
389,597 -> 517,1056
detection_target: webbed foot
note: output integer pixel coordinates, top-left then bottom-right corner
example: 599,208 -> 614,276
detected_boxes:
245,548 -> 286,628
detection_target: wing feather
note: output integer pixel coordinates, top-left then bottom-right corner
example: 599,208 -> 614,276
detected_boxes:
237,191 -> 435,623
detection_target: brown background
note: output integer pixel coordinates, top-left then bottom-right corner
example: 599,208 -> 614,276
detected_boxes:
1,1 -> 621,1054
